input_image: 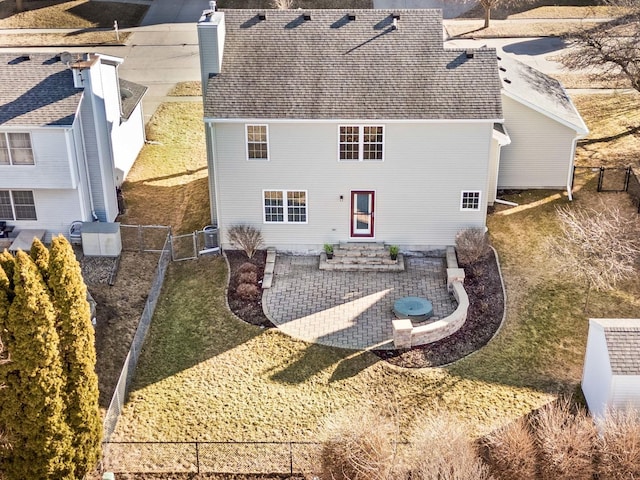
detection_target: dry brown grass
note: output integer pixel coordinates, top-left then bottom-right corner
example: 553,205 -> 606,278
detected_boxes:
0,0 -> 147,28
598,409 -> 640,480
573,92 -> 640,167
483,417 -> 538,480
509,5 -> 628,19
0,31 -> 130,46
118,102 -> 210,234
459,0 -> 601,20
318,409 -> 399,480
168,82 -> 202,97
405,413 -> 491,480
534,400 -> 597,480
446,20 -> 596,39
549,72 -> 632,90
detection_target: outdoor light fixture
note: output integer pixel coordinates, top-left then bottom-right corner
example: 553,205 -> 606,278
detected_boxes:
340,195 -> 344,201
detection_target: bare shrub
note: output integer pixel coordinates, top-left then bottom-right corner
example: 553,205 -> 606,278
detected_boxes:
483,417 -> 537,480
235,283 -> 260,301
238,262 -> 258,275
546,202 -> 640,312
237,271 -> 258,285
455,228 -> 491,266
318,409 -> 399,480
405,412 -> 492,480
271,0 -> 294,8
534,400 -> 597,480
227,225 -> 263,259
597,408 -> 640,479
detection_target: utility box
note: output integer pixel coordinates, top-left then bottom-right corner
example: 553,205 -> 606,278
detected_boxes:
82,222 -> 122,257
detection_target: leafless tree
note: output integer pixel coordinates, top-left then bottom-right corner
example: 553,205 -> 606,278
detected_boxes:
227,224 -> 263,259
561,0 -> 640,93
271,0 -> 295,9
546,202 -> 640,312
478,0 -> 527,29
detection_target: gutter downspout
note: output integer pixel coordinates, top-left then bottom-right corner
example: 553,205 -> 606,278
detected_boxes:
567,133 -> 588,202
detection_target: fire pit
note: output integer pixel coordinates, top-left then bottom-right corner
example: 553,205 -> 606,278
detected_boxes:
393,296 -> 433,322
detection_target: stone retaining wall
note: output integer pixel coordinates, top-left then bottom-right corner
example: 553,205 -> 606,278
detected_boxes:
392,246 -> 469,348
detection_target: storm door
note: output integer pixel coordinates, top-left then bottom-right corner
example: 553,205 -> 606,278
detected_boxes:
350,191 -> 375,238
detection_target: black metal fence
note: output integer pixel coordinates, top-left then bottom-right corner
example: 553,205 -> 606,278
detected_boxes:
102,441 -> 320,475
573,166 -> 640,212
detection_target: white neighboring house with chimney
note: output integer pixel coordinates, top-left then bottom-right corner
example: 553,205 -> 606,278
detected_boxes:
0,53 -> 147,243
197,8 -> 587,253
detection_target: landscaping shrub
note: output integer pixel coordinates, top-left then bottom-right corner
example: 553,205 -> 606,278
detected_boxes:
237,262 -> 259,275
597,409 -> 640,479
318,409 -> 398,480
455,228 -> 491,266
405,413 -> 491,480
227,225 -> 263,259
483,417 -> 537,480
237,271 -> 258,286
235,283 -> 260,301
534,400 -> 597,480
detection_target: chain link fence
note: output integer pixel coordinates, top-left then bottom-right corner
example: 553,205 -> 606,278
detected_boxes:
103,441 -> 319,475
103,230 -> 171,442
120,224 -> 172,252
573,166 -> 640,212
171,227 -> 220,261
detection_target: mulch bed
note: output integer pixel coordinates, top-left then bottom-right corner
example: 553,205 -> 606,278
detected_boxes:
226,250 -> 504,368
225,250 -> 274,328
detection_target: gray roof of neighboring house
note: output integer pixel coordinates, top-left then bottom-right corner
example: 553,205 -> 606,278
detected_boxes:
204,9 -> 503,120
0,53 -> 83,127
594,318 -> 640,376
497,51 -> 588,135
119,78 -> 147,121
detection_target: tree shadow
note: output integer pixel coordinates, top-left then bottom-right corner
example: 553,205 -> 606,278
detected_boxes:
502,37 -> 567,56
579,125 -> 640,146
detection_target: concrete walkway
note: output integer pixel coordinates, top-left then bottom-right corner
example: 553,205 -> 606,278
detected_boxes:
263,255 -> 457,351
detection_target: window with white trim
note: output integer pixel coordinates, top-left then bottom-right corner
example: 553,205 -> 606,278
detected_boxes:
0,190 -> 37,220
460,191 -> 481,211
246,125 -> 269,160
0,132 -> 34,165
263,190 -> 307,223
339,125 -> 384,161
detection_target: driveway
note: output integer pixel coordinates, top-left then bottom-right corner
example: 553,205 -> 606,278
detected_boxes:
263,255 -> 457,350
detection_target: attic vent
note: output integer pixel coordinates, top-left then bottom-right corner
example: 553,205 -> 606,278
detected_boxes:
258,12 -> 266,21
503,78 -> 512,84
19,55 -> 30,61
465,49 -> 474,59
303,13 -> 311,21
496,55 -> 502,61
348,13 -> 356,21
499,66 -> 506,72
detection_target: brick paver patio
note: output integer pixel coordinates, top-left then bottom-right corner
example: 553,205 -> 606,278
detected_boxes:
263,254 -> 457,350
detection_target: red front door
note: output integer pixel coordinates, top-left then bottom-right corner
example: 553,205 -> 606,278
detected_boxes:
351,191 -> 375,238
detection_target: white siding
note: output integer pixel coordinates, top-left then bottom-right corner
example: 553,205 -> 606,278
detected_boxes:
6,189 -> 86,243
112,102 -> 145,186
499,95 -> 577,190
610,376 -> 640,413
212,121 -> 493,252
582,322 -> 613,420
0,129 -> 76,189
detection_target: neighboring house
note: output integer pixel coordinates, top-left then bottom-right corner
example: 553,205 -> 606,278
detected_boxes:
0,53 -> 147,242
197,8 -> 586,252
582,318 -> 640,420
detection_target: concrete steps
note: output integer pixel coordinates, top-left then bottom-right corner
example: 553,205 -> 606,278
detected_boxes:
319,242 -> 405,272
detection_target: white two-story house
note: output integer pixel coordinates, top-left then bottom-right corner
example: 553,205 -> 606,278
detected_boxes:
197,8 -> 586,252
0,52 -> 147,242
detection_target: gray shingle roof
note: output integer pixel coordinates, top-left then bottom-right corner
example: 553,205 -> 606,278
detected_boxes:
595,318 -> 640,375
119,78 -> 147,121
0,53 -> 83,127
204,9 -> 503,120
497,51 -> 588,135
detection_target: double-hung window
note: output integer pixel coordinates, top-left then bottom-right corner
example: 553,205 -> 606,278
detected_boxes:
246,125 -> 269,161
339,125 -> 384,161
0,190 -> 37,220
263,190 -> 307,223
460,191 -> 481,211
0,132 -> 34,165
